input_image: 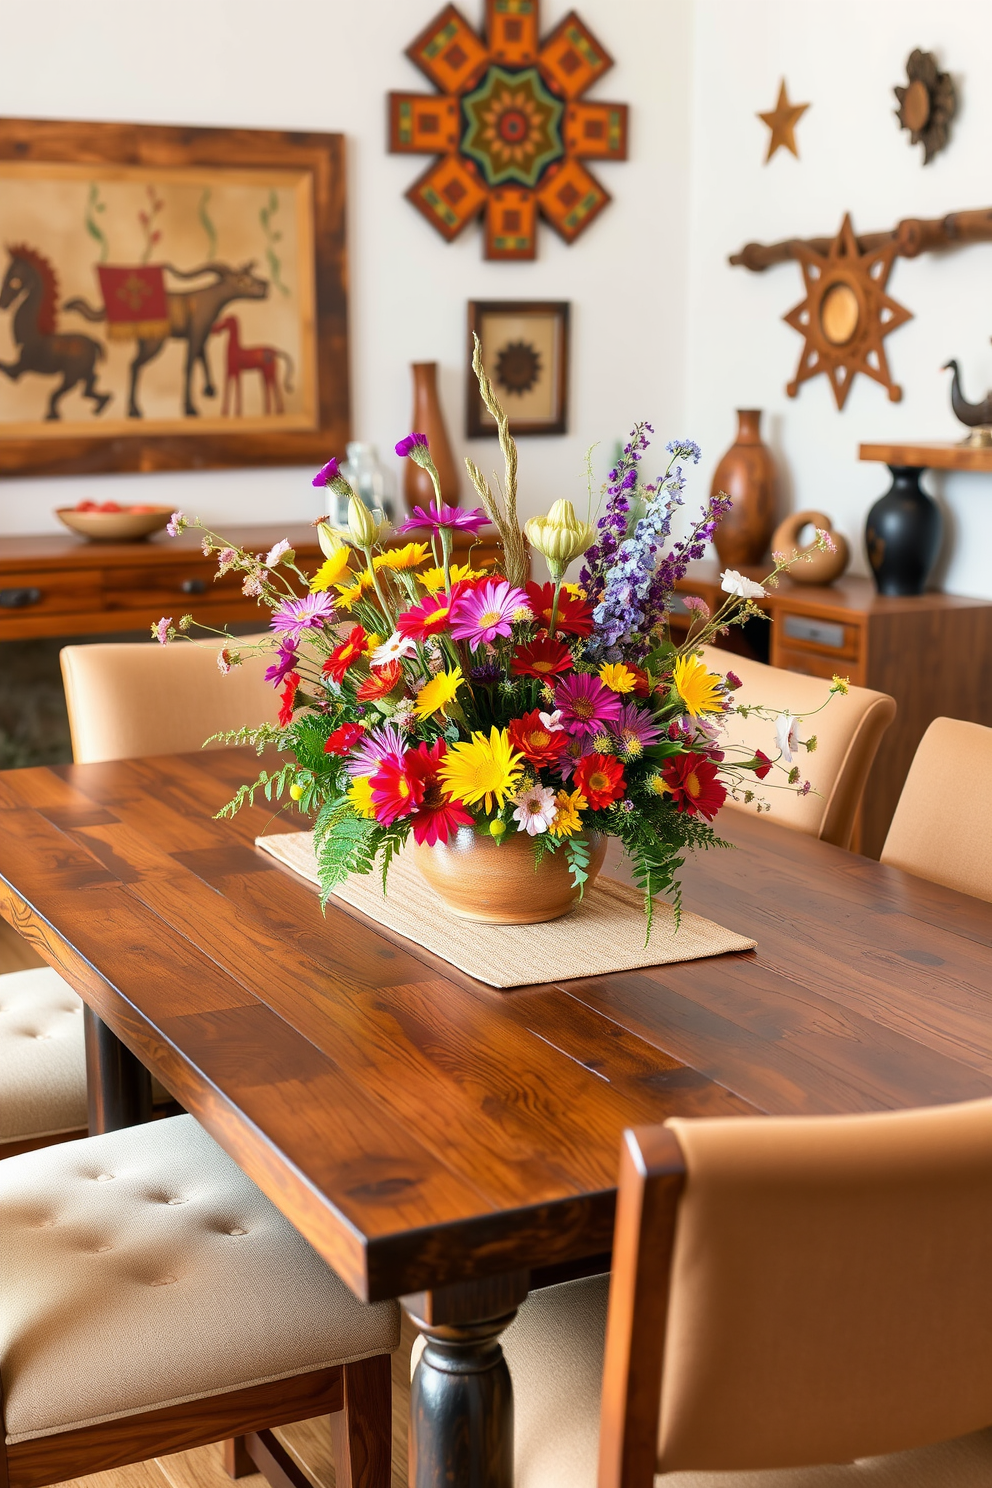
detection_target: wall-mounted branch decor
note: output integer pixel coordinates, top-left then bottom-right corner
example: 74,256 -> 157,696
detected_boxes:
757,79 -> 809,163
388,1 -> 628,260
894,49 -> 956,164
731,207 -> 992,408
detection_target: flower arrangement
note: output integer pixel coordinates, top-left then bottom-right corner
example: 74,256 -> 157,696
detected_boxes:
157,338 -> 844,934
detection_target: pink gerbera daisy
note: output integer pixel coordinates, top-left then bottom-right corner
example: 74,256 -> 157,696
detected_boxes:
270,590 -> 336,641
554,672 -> 623,737
347,722 -> 408,778
449,580 -> 531,646
398,499 -> 489,534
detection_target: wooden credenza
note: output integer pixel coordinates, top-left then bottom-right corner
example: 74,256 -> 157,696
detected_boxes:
675,561 -> 992,857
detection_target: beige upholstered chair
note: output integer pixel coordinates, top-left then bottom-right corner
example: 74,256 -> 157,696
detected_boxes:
702,647 -> 896,850
0,1113 -> 398,1488
0,968 -> 89,1158
881,717 -> 992,903
60,633 -> 278,764
503,1099 -> 992,1488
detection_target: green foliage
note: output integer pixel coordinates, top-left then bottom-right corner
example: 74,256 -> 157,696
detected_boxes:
614,807 -> 730,942
313,801 -> 378,907
213,762 -> 295,819
205,722 -> 282,753
565,835 -> 592,896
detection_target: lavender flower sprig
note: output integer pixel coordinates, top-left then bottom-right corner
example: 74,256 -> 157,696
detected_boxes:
578,422 -> 653,600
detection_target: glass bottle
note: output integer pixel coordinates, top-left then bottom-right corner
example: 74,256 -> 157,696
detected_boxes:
339,442 -> 397,524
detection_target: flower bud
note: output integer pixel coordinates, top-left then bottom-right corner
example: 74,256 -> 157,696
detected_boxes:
316,521 -> 348,559
348,496 -> 381,548
524,499 -> 596,577
489,818 -> 506,839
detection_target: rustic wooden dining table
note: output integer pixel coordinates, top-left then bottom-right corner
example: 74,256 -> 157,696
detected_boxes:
2,747 -> 991,1488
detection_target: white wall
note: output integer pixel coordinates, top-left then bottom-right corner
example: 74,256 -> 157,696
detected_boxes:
0,0 -> 692,537
685,0 -> 992,597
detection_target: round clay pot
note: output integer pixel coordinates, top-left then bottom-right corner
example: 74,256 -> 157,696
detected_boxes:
771,510 -> 850,586
413,827 -> 607,924
711,410 -> 778,566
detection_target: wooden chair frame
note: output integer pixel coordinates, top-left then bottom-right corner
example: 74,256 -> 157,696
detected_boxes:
0,1354 -> 391,1488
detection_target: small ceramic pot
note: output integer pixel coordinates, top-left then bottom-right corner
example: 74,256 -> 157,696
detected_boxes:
771,510 -> 850,586
413,827 -> 607,924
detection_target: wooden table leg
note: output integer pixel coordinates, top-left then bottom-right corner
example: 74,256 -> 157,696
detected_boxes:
83,1005 -> 152,1134
404,1272 -> 529,1488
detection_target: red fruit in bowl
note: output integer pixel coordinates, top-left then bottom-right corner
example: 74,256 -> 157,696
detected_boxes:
129,504 -> 156,513
98,501 -> 123,513
75,500 -> 99,511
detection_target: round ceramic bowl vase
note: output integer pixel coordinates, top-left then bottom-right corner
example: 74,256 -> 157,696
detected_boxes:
413,827 -> 607,924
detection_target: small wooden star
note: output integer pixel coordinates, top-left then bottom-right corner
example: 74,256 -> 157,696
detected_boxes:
758,79 -> 809,163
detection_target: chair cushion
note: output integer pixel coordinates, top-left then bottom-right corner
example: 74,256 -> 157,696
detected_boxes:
0,1114 -> 400,1443
501,1275 -> 992,1488
0,968 -> 87,1143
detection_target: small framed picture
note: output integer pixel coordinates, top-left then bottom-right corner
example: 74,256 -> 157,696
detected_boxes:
467,300 -> 569,438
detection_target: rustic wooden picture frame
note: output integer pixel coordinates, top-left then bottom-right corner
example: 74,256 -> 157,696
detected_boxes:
467,299 -> 569,437
0,117 -> 349,478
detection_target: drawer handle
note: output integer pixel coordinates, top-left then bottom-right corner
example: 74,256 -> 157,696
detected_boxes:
0,587 -> 42,609
783,615 -> 846,649
181,577 -> 206,595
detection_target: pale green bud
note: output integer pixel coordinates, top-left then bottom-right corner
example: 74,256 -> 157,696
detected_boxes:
316,521 -> 348,559
347,497 -> 380,548
524,499 -> 596,577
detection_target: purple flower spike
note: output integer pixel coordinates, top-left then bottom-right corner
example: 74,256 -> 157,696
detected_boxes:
398,500 -> 489,534
395,432 -> 429,458
312,457 -> 340,488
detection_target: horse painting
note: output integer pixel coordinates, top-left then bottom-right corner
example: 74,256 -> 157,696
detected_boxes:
65,260 -> 269,418
212,314 -> 295,416
0,245 -> 111,421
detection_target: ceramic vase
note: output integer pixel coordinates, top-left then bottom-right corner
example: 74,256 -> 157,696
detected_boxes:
413,827 -> 607,924
404,362 -> 460,515
770,510 -> 850,586
711,410 -> 778,566
865,466 -> 943,596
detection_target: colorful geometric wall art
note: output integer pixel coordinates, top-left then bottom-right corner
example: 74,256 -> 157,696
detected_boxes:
388,2 -> 628,260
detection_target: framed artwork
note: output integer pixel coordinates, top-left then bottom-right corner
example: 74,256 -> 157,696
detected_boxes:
0,117 -> 349,478
467,299 -> 569,436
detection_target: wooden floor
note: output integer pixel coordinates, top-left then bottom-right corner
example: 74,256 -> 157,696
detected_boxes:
53,1315 -> 417,1488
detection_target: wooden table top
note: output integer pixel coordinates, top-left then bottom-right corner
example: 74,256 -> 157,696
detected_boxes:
1,750 -> 991,1304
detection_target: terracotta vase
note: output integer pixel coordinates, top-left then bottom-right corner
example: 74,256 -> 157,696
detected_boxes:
413,827 -> 607,924
711,410 -> 778,566
770,510 -> 850,586
404,362 -> 460,515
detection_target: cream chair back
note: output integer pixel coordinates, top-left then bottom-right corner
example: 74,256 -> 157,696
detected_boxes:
60,635 -> 278,764
599,1100 -> 992,1487
881,717 -> 992,903
702,646 -> 895,849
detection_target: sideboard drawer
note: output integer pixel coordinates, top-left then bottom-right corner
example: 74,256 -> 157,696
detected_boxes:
0,568 -> 103,624
102,563 -> 245,612
776,609 -> 861,662
774,644 -> 866,688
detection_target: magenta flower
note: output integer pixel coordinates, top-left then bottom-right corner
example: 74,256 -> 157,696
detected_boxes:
398,499 -> 489,534
270,590 -> 336,641
166,511 -> 186,537
395,432 -> 429,458
264,641 -> 298,687
450,579 -> 531,646
556,732 -> 595,781
153,616 -> 172,645
609,700 -> 662,760
554,672 -> 623,737
312,457 -> 340,488
347,722 -> 408,778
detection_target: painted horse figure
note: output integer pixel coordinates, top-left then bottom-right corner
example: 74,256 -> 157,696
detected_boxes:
66,261 -> 268,419
0,246 -> 111,421
212,315 -> 295,416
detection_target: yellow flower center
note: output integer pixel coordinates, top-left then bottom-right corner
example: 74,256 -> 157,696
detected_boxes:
573,698 -> 594,718
686,772 -> 700,796
620,731 -> 642,757
470,759 -> 505,792
478,609 -> 502,627
532,659 -> 555,674
397,777 -> 411,799
589,771 -> 609,792
427,604 -> 449,624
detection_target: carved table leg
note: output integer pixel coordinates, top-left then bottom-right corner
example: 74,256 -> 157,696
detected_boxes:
404,1272 -> 529,1488
84,1005 -> 152,1134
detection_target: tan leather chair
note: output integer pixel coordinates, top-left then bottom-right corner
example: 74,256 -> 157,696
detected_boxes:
60,633 -> 278,763
0,1113 -> 397,1488
503,1098 -> 992,1488
702,647 -> 895,850
881,717 -> 992,903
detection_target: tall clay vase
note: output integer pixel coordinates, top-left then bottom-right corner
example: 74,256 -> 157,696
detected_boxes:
865,466 -> 943,596
711,410 -> 778,567
404,362 -> 460,514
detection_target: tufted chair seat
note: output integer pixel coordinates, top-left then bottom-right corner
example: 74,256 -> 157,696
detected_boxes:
0,1113 -> 400,1488
0,968 -> 88,1150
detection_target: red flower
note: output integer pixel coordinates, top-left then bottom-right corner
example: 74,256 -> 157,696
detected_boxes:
511,636 -> 574,679
751,749 -> 772,780
369,755 -> 427,825
508,710 -> 567,767
278,672 -> 300,727
526,581 -> 594,638
396,592 -> 454,640
322,625 -> 367,684
573,752 -> 626,810
356,662 -> 402,701
407,740 -> 474,845
324,721 -> 364,756
660,752 -> 726,821
626,664 -> 652,698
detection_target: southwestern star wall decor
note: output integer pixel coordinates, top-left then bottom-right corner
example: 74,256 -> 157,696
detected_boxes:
388,2 -> 628,260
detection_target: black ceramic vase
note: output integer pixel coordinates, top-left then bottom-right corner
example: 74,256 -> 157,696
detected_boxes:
865,466 -> 943,596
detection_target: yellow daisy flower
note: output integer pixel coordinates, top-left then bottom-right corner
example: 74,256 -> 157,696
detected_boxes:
364,633 -> 382,656
374,542 -> 430,572
549,789 -> 587,837
334,568 -> 375,611
438,727 -> 524,814
648,773 -> 672,797
599,662 -> 638,694
310,547 -> 353,592
348,775 -> 377,819
417,562 -> 486,593
414,666 -> 464,720
673,654 -> 725,718
562,583 -> 586,600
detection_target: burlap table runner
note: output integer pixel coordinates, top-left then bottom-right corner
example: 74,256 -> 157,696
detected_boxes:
255,830 -> 755,989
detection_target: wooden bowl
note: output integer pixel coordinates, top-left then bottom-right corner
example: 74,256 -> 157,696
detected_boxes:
56,506 -> 173,542
413,826 -> 607,923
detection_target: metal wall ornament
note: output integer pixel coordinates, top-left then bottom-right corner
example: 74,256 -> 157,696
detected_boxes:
894,50 -> 957,164
388,2 -> 628,261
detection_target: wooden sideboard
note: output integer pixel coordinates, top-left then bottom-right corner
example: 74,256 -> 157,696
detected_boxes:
0,524 -> 501,642
674,561 -> 992,857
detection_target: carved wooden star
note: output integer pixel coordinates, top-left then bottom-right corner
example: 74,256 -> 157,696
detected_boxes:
758,79 -> 809,162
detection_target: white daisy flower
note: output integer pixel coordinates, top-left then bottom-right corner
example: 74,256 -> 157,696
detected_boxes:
775,714 -> 802,763
538,709 -> 565,732
511,783 -> 559,836
372,632 -> 418,666
720,569 -> 767,600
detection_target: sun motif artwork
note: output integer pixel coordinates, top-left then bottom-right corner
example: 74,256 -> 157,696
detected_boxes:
388,1 -> 628,260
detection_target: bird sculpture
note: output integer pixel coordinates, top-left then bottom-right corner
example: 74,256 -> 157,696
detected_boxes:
943,357 -> 992,443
